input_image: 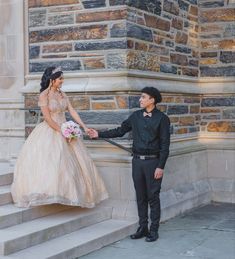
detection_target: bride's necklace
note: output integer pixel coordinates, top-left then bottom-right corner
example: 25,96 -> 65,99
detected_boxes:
49,88 -> 63,101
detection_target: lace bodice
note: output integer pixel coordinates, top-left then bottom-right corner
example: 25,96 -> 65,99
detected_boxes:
38,91 -> 68,125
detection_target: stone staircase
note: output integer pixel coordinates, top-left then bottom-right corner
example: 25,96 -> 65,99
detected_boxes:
0,163 -> 137,258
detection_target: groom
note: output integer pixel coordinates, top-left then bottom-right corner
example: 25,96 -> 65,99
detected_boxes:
89,87 -> 170,242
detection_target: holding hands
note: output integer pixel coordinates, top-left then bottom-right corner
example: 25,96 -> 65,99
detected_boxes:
63,128 -> 98,142
60,121 -> 98,142
87,128 -> 98,139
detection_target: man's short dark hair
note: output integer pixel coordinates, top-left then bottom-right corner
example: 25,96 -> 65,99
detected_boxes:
141,87 -> 162,104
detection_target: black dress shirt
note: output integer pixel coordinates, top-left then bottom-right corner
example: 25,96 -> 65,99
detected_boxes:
98,108 -> 171,169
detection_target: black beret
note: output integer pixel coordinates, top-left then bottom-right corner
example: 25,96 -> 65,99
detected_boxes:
141,87 -> 162,103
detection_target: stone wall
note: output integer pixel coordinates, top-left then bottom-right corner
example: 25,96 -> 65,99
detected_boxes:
24,92 -> 235,137
199,0 -> 235,76
28,0 -> 235,78
28,0 -> 201,77
22,0 -> 234,141
28,0 -> 127,72
125,0 -> 199,77
201,95 -> 235,132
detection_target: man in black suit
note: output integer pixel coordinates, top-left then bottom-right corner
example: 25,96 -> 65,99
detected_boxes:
89,87 -> 171,242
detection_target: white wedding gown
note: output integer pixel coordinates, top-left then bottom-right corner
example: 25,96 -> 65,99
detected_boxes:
11,92 -> 108,208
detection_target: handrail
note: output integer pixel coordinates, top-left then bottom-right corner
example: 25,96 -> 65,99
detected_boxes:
19,107 -> 41,124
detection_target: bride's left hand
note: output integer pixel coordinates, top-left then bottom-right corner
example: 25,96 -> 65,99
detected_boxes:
84,127 -> 91,136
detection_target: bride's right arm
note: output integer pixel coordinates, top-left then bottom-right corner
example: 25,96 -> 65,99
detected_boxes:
38,95 -> 61,132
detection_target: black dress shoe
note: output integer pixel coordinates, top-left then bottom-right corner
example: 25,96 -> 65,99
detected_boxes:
130,226 -> 149,239
145,231 -> 159,242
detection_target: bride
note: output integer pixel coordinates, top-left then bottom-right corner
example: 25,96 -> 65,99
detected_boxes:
11,66 -> 108,208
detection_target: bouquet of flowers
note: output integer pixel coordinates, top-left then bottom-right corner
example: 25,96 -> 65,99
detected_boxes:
61,120 -> 82,140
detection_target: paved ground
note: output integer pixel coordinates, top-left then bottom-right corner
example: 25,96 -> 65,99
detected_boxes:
80,202 -> 235,259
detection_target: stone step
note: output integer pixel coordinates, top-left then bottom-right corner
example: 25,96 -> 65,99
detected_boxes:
0,206 -> 112,256
0,204 -> 72,229
0,171 -> 13,186
0,162 -> 14,186
0,186 -> 12,206
2,219 -> 137,259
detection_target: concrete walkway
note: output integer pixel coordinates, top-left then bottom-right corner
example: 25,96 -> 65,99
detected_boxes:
80,203 -> 235,259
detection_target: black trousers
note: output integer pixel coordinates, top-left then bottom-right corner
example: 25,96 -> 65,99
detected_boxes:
132,157 -> 162,232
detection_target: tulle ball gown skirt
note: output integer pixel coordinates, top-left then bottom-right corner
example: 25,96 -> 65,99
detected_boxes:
11,121 -> 108,208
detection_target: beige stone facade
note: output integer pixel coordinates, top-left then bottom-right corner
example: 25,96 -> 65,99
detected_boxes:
0,0 -> 25,161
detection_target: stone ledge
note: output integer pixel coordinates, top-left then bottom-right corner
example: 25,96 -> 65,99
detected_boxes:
0,100 -> 24,110
86,137 -> 235,162
0,128 -> 25,138
23,71 -> 235,94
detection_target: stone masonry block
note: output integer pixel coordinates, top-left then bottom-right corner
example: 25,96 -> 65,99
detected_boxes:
29,25 -> 108,43
42,44 -> 73,53
29,0 -> 80,8
170,53 -> 188,66
29,60 -> 81,72
175,32 -> 188,45
207,121 -> 235,132
200,8 -> 235,23
179,116 -> 195,126
127,23 -> 153,42
29,10 -> 46,27
220,51 -> 235,64
163,0 -> 179,15
171,17 -> 183,30
83,58 -> 105,70
200,66 -> 235,77
48,14 -> 74,25
82,0 -> 106,9
145,14 -> 170,32
201,97 -> 235,107
167,105 -> 189,115
76,10 -> 127,23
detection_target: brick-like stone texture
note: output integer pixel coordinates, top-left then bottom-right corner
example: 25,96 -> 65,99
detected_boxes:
27,0 -> 235,77
200,8 -> 235,23
76,10 -> 127,22
29,0 -> 80,8
199,1 -> 235,76
29,25 -> 108,43
82,0 -> 106,9
27,0 -> 203,76
24,92 -> 235,138
207,121 -> 235,132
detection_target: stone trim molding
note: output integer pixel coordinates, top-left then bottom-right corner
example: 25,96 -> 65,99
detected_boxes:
23,71 -> 235,94
0,128 -> 25,138
87,137 -> 235,164
0,99 -> 24,110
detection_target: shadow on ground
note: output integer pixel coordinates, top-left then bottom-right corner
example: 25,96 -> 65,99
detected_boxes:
80,203 -> 235,259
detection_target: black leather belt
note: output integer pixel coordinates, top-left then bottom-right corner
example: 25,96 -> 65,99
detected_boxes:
133,154 -> 159,160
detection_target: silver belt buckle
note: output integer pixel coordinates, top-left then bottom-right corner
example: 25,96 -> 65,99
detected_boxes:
140,155 -> 145,160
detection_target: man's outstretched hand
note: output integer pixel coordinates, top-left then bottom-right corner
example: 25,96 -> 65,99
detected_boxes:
88,128 -> 98,139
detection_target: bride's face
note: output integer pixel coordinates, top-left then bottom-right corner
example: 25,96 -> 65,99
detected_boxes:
52,75 -> 64,89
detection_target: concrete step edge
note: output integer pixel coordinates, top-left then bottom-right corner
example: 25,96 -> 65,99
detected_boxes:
3,219 -> 138,259
0,204 -> 73,229
0,186 -> 12,206
0,172 -> 13,186
0,206 -> 112,256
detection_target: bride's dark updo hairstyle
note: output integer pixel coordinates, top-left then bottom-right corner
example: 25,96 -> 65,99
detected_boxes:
40,66 -> 63,93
